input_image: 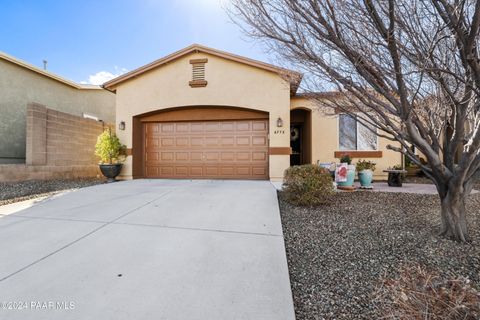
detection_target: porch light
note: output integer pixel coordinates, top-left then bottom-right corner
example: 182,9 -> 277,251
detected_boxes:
276,117 -> 283,127
119,121 -> 126,131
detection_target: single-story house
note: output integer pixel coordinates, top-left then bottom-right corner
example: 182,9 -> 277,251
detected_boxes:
103,44 -> 401,181
0,51 -> 115,164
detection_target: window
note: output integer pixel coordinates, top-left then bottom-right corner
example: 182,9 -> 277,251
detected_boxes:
339,114 -> 377,150
189,58 -> 208,87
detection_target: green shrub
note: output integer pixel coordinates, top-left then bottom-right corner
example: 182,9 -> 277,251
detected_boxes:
356,159 -> 376,172
283,164 -> 334,206
95,129 -> 126,164
339,154 -> 352,164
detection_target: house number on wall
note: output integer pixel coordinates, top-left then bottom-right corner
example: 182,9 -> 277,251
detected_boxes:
274,130 -> 285,134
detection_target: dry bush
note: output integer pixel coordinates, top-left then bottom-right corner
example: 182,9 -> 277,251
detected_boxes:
283,165 -> 334,206
374,264 -> 480,319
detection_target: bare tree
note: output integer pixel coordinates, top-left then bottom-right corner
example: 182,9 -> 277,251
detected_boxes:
229,0 -> 480,242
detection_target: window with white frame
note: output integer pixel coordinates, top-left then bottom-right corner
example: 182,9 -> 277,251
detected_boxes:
338,114 -> 377,150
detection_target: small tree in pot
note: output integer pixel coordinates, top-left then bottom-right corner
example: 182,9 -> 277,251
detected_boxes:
95,129 -> 126,182
356,160 -> 376,188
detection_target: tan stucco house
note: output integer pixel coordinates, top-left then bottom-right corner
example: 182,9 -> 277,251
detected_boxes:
0,51 -> 115,164
103,44 -> 401,182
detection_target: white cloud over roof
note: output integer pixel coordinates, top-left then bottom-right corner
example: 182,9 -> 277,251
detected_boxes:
81,67 -> 128,85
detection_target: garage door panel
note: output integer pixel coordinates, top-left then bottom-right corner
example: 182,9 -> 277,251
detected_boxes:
176,137 -> 189,146
220,122 -> 235,131
220,137 -> 235,146
160,167 -> 174,175
253,167 -> 267,176
252,151 -> 267,161
252,121 -> 268,131
161,138 -> 175,147
205,152 -> 219,161
236,167 -> 251,176
175,123 -> 190,132
252,136 -> 267,146
205,167 -> 219,176
220,167 -> 235,175
145,138 -> 159,148
205,122 -> 220,132
175,152 -> 189,161
191,137 -> 203,146
205,137 -> 219,146
236,137 -> 250,146
161,123 -> 174,133
146,166 -> 159,176
221,152 -> 235,161
189,167 -> 203,176
190,152 -> 203,161
190,123 -> 204,132
145,123 -> 159,135
145,119 -> 268,179
236,152 -> 251,161
236,122 -> 250,131
175,167 -> 189,176
160,152 -> 174,161
145,152 -> 159,162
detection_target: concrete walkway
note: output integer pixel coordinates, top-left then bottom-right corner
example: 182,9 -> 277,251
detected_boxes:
0,180 -> 295,320
273,181 -> 478,195
354,182 -> 440,194
353,182 -> 479,194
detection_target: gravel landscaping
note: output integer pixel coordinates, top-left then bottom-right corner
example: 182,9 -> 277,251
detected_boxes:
0,178 -> 105,206
279,187 -> 480,319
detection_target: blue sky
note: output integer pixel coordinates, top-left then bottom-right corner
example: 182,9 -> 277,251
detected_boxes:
0,0 -> 272,84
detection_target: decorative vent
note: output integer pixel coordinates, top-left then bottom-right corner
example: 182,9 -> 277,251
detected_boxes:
189,58 -> 208,87
192,63 -> 205,81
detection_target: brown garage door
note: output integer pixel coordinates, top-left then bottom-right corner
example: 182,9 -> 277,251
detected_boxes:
144,119 -> 269,179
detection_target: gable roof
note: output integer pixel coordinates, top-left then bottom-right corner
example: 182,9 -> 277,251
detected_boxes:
102,44 -> 303,94
0,51 -> 102,90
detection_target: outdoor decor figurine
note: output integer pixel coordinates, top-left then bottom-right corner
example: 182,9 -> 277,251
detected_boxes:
336,154 -> 355,191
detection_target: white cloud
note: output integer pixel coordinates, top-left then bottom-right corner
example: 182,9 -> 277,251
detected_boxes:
81,67 -> 128,85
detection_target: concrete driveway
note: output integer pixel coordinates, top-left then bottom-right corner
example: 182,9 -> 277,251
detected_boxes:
0,180 -> 295,320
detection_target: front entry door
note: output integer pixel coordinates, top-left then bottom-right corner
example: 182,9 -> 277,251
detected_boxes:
290,124 -> 302,166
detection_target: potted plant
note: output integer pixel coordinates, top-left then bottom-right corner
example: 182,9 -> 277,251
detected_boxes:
95,129 -> 126,182
356,159 -> 376,188
404,154 -> 421,176
337,154 -> 356,187
391,164 -> 407,182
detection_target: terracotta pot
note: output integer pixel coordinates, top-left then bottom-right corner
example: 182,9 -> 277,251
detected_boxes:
406,166 -> 421,177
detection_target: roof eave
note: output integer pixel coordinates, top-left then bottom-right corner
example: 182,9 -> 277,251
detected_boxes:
0,51 -> 103,90
103,44 -> 303,90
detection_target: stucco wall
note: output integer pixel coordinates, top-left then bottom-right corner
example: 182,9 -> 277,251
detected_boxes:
114,52 -> 292,180
0,58 -> 115,163
291,96 -> 402,177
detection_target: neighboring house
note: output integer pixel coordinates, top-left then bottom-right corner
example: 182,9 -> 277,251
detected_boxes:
103,44 -> 401,181
0,51 -> 115,164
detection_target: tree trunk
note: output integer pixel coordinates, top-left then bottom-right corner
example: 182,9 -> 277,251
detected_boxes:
438,188 -> 469,242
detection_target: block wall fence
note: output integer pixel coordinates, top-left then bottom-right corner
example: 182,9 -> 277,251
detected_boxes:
0,103 -> 111,182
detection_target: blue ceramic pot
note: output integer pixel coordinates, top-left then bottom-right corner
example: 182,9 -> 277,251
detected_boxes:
337,165 -> 356,187
358,169 -> 373,187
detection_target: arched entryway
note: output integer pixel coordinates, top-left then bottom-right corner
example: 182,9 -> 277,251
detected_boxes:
290,108 -> 312,166
132,106 -> 269,179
